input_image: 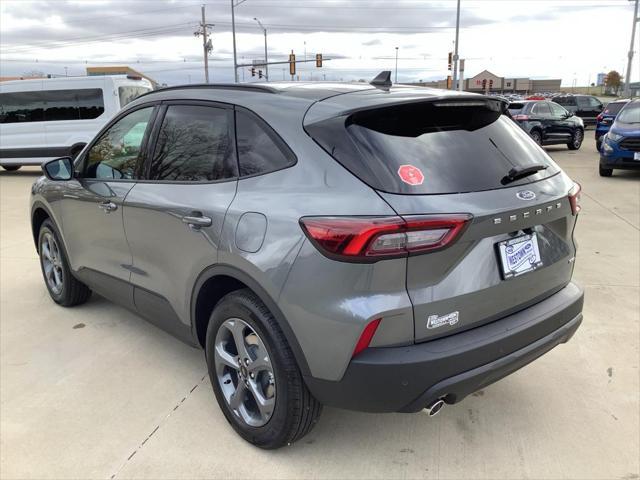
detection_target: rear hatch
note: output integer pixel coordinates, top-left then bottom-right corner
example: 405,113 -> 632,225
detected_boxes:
305,96 -> 579,342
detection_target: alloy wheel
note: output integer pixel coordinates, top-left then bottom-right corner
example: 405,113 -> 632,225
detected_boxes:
214,318 -> 276,427
573,129 -> 583,148
41,232 -> 64,295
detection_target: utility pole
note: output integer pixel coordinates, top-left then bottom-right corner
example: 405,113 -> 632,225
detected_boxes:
624,0 -> 639,96
395,47 -> 399,83
254,17 -> 268,81
195,5 -> 214,83
452,0 -> 461,90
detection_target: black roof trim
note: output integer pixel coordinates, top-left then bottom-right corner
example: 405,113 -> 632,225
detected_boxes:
137,83 -> 278,100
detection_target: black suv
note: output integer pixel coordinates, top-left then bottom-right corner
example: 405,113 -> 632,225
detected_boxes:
553,94 -> 604,126
509,100 -> 585,149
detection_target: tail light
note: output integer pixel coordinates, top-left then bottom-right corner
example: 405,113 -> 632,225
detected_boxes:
352,318 -> 381,357
596,113 -> 603,123
299,214 -> 472,262
568,182 -> 581,215
512,114 -> 530,121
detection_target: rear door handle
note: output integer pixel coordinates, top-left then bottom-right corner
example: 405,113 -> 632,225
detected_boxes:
98,201 -> 117,213
182,214 -> 212,229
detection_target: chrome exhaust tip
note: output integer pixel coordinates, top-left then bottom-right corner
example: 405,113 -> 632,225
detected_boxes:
424,399 -> 445,417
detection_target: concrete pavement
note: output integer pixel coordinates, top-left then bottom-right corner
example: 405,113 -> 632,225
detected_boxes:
1,135 -> 638,479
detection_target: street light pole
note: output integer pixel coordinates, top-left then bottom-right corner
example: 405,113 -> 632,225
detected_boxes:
254,17 -> 268,81
624,0 -> 639,96
452,0 -> 461,90
395,46 -> 399,83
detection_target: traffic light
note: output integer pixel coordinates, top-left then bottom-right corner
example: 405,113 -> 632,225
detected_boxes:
289,51 -> 296,76
258,70 -> 263,79
316,53 -> 322,68
448,52 -> 452,71
251,67 -> 256,77
447,75 -> 452,89
489,79 -> 493,90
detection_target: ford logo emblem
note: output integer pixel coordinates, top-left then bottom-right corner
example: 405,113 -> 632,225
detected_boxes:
516,190 -> 536,201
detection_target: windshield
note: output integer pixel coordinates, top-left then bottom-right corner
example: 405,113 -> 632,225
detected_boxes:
508,102 -> 525,113
306,101 -> 559,195
118,86 -> 151,108
616,103 -> 640,124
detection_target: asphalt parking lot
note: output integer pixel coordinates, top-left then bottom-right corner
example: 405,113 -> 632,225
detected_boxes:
1,134 -> 638,480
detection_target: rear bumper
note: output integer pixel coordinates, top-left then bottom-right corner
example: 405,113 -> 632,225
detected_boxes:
304,282 -> 583,413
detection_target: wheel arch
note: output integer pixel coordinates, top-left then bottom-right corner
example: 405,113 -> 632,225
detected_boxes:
190,264 -> 311,376
31,201 -> 55,251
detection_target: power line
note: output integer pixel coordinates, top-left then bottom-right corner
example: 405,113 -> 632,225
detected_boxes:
1,24 -> 195,53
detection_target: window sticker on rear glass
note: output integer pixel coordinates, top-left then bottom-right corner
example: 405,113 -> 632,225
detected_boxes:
397,164 -> 424,186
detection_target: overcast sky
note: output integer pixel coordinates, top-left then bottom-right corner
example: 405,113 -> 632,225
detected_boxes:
0,0 -> 636,86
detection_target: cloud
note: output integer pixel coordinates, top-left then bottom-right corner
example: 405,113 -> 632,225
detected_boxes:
0,0 -> 633,86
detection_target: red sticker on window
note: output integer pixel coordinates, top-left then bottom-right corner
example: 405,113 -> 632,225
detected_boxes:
397,164 -> 424,186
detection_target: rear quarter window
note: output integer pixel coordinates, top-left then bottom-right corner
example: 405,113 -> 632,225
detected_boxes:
306,100 -> 560,195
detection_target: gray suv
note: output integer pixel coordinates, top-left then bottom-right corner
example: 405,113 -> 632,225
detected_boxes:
31,77 -> 584,449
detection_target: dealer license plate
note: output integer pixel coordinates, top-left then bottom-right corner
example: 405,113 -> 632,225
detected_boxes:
497,233 -> 543,279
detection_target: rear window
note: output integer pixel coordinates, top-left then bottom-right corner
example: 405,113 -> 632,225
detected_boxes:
306,100 -> 559,195
616,102 -> 640,124
508,102 -> 525,113
603,102 -> 626,116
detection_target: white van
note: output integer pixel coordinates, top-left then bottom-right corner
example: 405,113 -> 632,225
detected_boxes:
0,75 -> 153,171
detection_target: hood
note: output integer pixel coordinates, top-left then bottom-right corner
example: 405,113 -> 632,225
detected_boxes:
611,122 -> 640,135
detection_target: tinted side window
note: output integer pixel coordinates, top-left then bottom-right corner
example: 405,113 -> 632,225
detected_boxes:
0,89 -> 104,124
148,105 -> 236,182
44,89 -> 105,121
0,91 -> 44,123
236,109 -> 296,177
85,107 -> 153,180
577,97 -> 590,107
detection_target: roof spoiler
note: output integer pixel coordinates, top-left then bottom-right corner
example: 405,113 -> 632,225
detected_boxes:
370,71 -> 392,89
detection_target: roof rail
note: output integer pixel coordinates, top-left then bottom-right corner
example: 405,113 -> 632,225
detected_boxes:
136,83 -> 278,100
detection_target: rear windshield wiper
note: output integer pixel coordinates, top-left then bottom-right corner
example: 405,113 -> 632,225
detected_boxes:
501,164 -> 548,185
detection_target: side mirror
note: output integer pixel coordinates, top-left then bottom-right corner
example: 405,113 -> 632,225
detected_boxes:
564,111 -> 573,118
43,157 -> 74,181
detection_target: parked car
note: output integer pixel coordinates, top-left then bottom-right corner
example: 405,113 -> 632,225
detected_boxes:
553,94 -> 604,126
0,75 -> 152,171
509,100 -> 584,149
31,77 -> 584,449
599,99 -> 640,176
595,99 -> 631,151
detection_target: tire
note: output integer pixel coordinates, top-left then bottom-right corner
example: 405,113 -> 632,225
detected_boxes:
599,165 -> 613,177
38,219 -> 91,306
568,128 -> 583,150
530,129 -> 542,145
205,288 -> 322,449
2,165 -> 21,171
596,140 -> 602,152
